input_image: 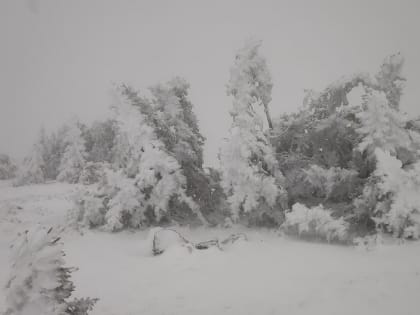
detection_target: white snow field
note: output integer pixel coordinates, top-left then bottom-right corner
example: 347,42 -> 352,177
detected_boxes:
1,181 -> 420,315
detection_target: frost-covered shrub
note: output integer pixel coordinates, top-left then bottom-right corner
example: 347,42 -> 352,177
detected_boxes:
304,165 -> 359,201
71,186 -> 107,229
42,125 -> 70,180
4,227 -> 97,315
66,298 -> 98,315
79,162 -> 107,185
14,144 -> 46,186
83,119 -> 116,164
351,177 -> 380,234
102,169 -> 142,231
373,148 -> 420,239
283,203 -> 348,242
57,123 -> 87,184
0,154 -> 17,180
353,234 -> 384,251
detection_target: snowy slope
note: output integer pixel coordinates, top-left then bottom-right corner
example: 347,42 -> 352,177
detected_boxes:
1,180 -> 420,315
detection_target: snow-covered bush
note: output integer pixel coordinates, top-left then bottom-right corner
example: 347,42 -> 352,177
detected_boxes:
44,125 -> 70,180
79,162 -> 107,185
304,165 -> 359,200
353,234 -> 384,251
373,148 -> 420,239
71,186 -> 106,229
220,39 -> 287,224
4,227 -> 97,315
0,154 -> 17,179
57,122 -> 87,184
283,203 -> 348,242
14,144 -> 46,186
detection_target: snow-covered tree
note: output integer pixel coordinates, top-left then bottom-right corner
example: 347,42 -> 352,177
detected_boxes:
57,122 -> 87,183
149,78 -> 222,222
0,153 -> 17,179
220,39 -> 287,223
73,87 -> 207,231
78,161 -> 107,185
268,52 -> 418,239
375,53 -> 405,109
83,120 -> 116,164
373,148 -> 420,239
14,143 -> 46,186
40,125 -> 70,180
356,90 -> 411,158
150,77 -> 205,167
4,227 -> 97,315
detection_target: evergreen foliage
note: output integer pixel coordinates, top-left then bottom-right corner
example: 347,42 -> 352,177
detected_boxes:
273,52 -> 420,239
220,39 -> 287,225
4,227 -> 97,315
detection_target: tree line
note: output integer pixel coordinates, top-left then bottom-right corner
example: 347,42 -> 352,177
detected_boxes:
3,39 -> 420,241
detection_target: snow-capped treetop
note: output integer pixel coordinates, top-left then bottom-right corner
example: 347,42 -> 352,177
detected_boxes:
227,39 -> 273,120
150,77 -> 205,167
220,39 -> 286,221
303,53 -> 405,117
357,90 -> 411,155
375,53 -> 405,109
112,88 -> 158,163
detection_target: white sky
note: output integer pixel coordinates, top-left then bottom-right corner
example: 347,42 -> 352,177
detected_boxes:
1,0 -> 419,166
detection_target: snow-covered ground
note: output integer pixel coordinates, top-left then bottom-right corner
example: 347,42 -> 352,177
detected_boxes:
1,181 -> 420,315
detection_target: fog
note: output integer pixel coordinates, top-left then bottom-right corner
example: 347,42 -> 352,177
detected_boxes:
1,0 -> 419,165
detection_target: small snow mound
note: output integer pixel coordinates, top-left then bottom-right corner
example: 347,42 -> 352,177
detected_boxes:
160,242 -> 195,258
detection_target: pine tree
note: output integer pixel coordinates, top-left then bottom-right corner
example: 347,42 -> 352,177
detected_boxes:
149,78 -> 218,223
220,39 -> 287,223
356,90 -> 411,158
57,122 -> 87,183
73,87 -> 207,231
150,77 -> 205,168
4,227 -> 97,315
